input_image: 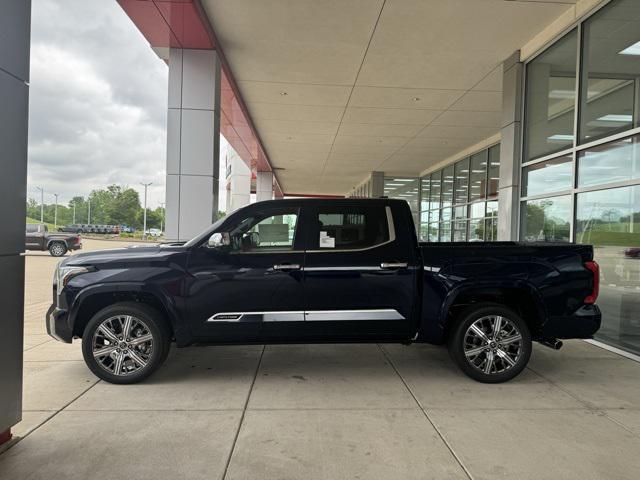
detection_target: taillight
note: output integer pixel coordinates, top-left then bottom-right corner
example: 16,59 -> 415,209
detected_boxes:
584,261 -> 599,304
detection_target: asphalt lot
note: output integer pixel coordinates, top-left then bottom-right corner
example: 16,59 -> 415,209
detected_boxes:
1,238 -> 639,479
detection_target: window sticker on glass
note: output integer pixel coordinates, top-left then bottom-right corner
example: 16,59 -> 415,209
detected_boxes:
319,231 -> 335,248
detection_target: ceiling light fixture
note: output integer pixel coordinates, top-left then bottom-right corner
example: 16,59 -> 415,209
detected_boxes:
280,91 -> 288,96
412,97 -> 420,101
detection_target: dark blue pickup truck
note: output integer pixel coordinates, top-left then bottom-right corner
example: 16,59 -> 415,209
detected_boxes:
46,198 -> 601,384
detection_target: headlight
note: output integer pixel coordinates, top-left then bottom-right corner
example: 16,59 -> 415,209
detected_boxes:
55,265 -> 94,296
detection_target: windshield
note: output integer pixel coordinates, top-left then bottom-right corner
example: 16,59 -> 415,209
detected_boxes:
183,216 -> 227,247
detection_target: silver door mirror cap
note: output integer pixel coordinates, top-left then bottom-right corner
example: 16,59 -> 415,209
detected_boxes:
207,232 -> 230,248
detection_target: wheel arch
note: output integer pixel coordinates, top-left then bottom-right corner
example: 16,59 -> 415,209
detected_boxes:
69,283 -> 181,341
440,282 -> 547,342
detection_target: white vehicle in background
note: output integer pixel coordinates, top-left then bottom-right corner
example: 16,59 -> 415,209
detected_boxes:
145,228 -> 163,237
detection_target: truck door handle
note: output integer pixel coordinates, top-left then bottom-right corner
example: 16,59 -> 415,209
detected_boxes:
273,263 -> 301,271
380,262 -> 408,269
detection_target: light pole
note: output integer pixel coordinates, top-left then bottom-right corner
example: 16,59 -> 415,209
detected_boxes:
36,186 -> 44,222
140,182 -> 152,239
53,193 -> 59,229
88,199 -> 91,224
159,202 -> 165,234
72,200 -> 76,224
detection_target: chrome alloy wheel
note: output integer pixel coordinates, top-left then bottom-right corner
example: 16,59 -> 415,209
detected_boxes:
91,315 -> 154,376
463,315 -> 523,375
50,243 -> 65,256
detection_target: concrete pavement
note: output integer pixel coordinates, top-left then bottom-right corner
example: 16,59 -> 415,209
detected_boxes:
1,238 -> 639,479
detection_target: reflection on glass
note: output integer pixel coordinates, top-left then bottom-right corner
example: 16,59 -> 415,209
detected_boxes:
454,158 -> 470,205
469,219 -> 485,241
486,200 -> 499,219
441,166 -> 455,208
470,151 -> 487,201
488,145 -> 500,197
579,0 -> 639,143
428,222 -> 439,242
578,135 -> 640,187
521,195 -> 571,242
430,171 -> 442,210
439,221 -> 452,242
522,155 -> 573,197
420,177 -> 431,211
576,185 -> 640,355
384,177 -> 419,215
453,220 -> 468,242
524,29 -> 578,160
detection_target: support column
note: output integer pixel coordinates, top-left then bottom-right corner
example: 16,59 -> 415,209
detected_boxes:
225,150 -> 251,213
165,49 -> 220,241
370,171 -> 385,198
256,171 -> 274,202
498,51 -> 524,241
0,0 -> 30,446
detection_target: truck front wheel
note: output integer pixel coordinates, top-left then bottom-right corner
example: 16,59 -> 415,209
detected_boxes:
448,304 -> 532,383
81,302 -> 171,384
48,242 -> 67,257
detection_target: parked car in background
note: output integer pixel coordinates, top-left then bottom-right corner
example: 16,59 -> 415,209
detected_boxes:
145,228 -> 162,237
624,247 -> 640,258
59,224 -> 84,234
120,225 -> 135,234
46,199 -> 600,384
26,224 -> 82,257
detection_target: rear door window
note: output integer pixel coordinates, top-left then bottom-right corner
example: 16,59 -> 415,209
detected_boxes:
311,205 -> 391,250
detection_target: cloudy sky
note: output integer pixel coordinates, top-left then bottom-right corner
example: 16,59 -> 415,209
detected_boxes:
28,0 -> 227,210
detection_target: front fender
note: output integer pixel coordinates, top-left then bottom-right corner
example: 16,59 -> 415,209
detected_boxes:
68,282 -> 186,343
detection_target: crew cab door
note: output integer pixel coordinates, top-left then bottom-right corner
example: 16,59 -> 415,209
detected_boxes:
25,224 -> 43,250
185,203 -> 305,342
302,201 -> 418,341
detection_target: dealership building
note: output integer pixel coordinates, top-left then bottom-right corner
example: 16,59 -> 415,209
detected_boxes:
2,0 -> 640,441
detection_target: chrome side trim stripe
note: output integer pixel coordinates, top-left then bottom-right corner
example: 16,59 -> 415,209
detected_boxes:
207,309 -> 405,322
306,309 -> 405,321
208,311 -> 305,322
303,266 -> 381,272
424,266 -> 441,273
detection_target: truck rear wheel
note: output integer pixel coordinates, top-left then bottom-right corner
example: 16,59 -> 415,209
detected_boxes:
48,242 -> 67,257
448,304 -> 531,383
81,302 -> 171,384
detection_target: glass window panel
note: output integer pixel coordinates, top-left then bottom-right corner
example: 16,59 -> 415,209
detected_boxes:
454,205 -> 467,220
428,222 -> 440,243
384,177 -> 419,216
488,144 -> 500,197
576,185 -> 640,355
420,176 -> 431,212
522,155 -> 573,197
469,219 -> 485,241
486,200 -> 499,218
524,29 -> 578,161
485,217 -> 499,242
439,221 -> 452,242
578,134 -> 640,188
454,158 -> 470,205
315,206 -> 389,250
470,150 -> 488,201
430,171 -> 442,210
521,195 -> 572,242
579,0 -> 640,144
470,202 -> 486,219
441,166 -> 455,207
228,209 -> 299,252
441,207 -> 452,222
453,220 -> 468,242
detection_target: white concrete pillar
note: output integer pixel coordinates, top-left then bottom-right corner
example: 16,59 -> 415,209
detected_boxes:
371,171 -> 385,198
225,151 -> 251,213
498,51 -> 523,241
256,171 -> 274,202
165,49 -> 220,241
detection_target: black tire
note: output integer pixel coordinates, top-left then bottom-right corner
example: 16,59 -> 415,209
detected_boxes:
447,303 -> 532,383
48,242 -> 67,257
81,302 -> 171,384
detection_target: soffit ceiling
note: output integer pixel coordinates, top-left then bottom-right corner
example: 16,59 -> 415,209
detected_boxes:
201,0 -> 578,195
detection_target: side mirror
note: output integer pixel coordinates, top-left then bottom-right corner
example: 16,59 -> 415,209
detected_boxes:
207,232 -> 230,249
